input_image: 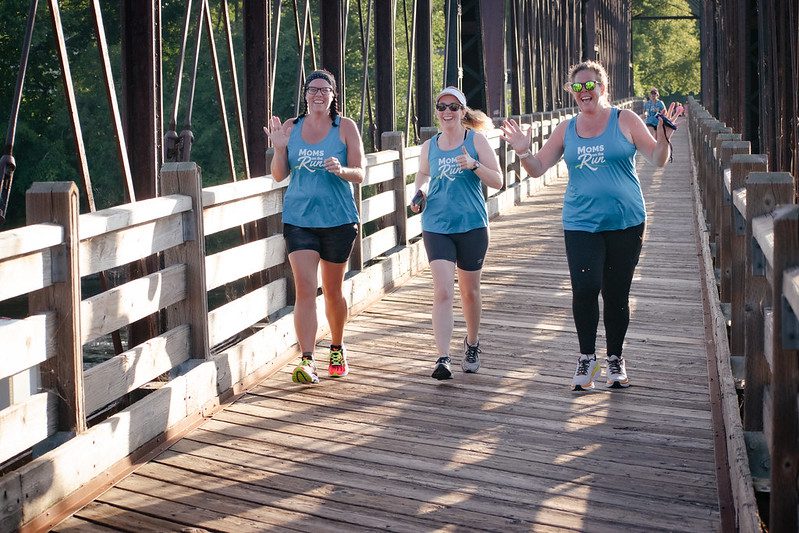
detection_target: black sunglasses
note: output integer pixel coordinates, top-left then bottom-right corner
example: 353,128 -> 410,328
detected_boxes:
568,80 -> 598,92
435,102 -> 463,112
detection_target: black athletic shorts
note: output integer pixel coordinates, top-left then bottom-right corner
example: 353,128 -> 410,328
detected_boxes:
422,227 -> 489,271
283,223 -> 358,264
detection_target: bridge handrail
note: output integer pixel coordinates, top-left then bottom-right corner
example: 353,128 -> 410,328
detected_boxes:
686,97 -> 799,532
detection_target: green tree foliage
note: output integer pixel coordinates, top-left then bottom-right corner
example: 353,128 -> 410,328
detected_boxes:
632,0 -> 700,100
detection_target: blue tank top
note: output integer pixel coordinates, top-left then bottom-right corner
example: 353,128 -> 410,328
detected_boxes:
283,116 -> 359,227
643,99 -> 665,127
422,129 -> 488,234
562,108 -> 646,232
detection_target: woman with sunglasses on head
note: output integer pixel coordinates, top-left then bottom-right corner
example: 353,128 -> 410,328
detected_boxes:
500,60 -> 677,391
641,87 -> 666,133
410,86 -> 503,380
263,69 -> 365,384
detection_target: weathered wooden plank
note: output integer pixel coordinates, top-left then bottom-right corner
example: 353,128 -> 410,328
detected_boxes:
204,234 -> 285,291
79,214 -> 185,276
201,188 -> 283,236
83,325 -> 192,414
0,314 -> 54,379
362,226 -> 398,263
363,159 -> 397,186
0,223 -> 62,260
0,392 -> 57,464
360,190 -> 395,223
0,249 -> 52,302
77,195 -> 191,241
207,279 -> 287,346
80,264 -> 187,344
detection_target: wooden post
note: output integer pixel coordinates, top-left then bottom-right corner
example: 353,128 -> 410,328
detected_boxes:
706,131 -> 738,246
26,182 -> 86,435
717,140 -> 750,302
350,181 -> 364,271
769,204 -> 799,532
159,162 -> 211,358
729,154 -> 768,356
492,117 -> 510,188
419,126 -> 437,143
698,120 -> 724,210
382,131 -> 409,246
743,172 -> 795,430
532,111 -> 544,149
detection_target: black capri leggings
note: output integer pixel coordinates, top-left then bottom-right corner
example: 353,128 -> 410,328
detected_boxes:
564,222 -> 645,357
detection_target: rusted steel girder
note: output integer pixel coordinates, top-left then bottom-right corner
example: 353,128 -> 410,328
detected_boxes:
244,0 -> 271,177
415,0 -> 433,129
460,0 -> 506,118
320,0 -> 345,102
374,0 -> 395,147
121,0 -> 162,346
122,0 -> 162,201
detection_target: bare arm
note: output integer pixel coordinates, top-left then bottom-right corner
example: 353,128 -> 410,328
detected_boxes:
501,118 -> 567,178
464,132 -> 503,189
263,116 -> 293,182
326,117 -> 365,183
409,141 -> 431,213
620,107 -> 676,167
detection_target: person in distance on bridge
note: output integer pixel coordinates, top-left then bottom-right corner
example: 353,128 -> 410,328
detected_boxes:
263,69 -> 365,384
500,60 -> 678,391
641,87 -> 666,134
410,86 -> 503,380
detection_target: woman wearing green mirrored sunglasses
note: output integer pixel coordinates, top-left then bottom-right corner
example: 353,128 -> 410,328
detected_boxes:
500,60 -> 679,392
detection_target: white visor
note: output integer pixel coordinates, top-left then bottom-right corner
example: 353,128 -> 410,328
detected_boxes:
436,86 -> 467,107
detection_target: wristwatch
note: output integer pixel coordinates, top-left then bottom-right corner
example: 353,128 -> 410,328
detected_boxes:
472,160 -> 481,170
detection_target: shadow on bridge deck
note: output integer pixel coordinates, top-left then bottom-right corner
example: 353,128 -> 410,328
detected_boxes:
54,128 -> 722,531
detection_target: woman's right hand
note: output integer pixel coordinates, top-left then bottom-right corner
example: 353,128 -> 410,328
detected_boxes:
263,116 -> 291,149
500,118 -> 532,154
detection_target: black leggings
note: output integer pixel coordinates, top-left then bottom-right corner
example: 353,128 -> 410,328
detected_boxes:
564,223 -> 645,356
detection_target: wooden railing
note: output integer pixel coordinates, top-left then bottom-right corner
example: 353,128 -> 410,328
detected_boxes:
0,99 -> 636,531
687,97 -> 799,533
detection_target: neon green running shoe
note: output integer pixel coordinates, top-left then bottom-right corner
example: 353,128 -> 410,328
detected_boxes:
292,356 -> 319,384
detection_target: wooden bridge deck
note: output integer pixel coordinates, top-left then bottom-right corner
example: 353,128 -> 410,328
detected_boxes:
53,128 -> 723,532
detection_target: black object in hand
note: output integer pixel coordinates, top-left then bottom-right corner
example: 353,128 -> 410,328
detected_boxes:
411,189 -> 426,212
657,112 -> 678,130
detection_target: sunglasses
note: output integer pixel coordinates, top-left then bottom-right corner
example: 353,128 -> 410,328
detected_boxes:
435,102 -> 463,112
306,86 -> 334,95
568,80 -> 599,92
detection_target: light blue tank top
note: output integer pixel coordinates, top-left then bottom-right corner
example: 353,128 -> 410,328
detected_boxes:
643,99 -> 666,127
562,108 -> 646,232
283,116 -> 359,227
422,129 -> 488,234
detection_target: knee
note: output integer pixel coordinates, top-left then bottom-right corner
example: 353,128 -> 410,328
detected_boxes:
323,286 -> 344,304
460,285 -> 480,306
433,285 -> 455,304
571,279 -> 601,302
294,280 -> 318,302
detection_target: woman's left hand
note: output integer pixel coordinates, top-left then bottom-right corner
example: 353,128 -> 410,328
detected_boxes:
658,102 -> 683,141
456,146 -> 478,170
324,156 -> 344,176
